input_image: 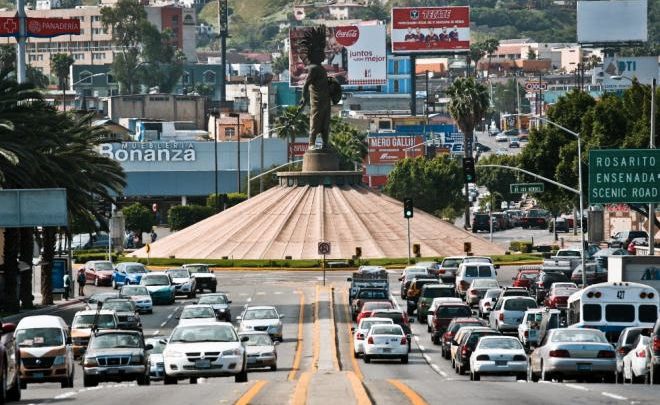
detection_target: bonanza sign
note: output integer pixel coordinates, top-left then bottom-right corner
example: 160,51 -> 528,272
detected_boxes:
391,6 -> 470,53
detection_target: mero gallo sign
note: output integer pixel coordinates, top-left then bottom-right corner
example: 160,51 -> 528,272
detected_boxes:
588,149 -> 660,204
367,134 -> 423,164
391,6 -> 470,53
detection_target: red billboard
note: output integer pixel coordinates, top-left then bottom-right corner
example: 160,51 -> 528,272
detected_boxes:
0,17 -> 19,37
367,134 -> 424,164
391,7 -> 470,53
289,142 -> 309,158
26,18 -> 80,38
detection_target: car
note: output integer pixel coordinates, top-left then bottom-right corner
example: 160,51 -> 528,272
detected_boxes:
530,271 -> 570,304
177,305 -> 218,326
352,317 -> 394,358
469,336 -> 528,381
495,148 -> 508,156
84,260 -> 115,287
508,137 -> 520,148
614,327 -> 648,383
145,336 -> 167,381
454,328 -> 501,375
165,268 -> 197,298
426,297 -> 463,332
405,277 -> 439,315
196,293 -> 232,322
489,296 -> 538,333
239,332 -> 278,371
548,218 -> 570,233
0,320 -> 21,402
543,285 -> 578,309
362,324 -> 409,364
399,266 -> 430,299
71,310 -> 119,358
237,306 -> 284,341
511,267 -> 540,289
356,301 -> 394,324
466,279 -> 500,306
455,262 -> 497,298
139,272 -> 176,305
431,302 -> 472,344
478,288 -> 502,319
352,288 -> 390,319
85,292 -> 120,309
370,309 -> 412,349
518,309 -> 544,348
441,318 -> 486,359
472,213 -> 496,233
102,298 -> 142,330
82,330 -> 151,387
571,263 -> 608,286
450,326 -> 488,368
163,322 -> 248,384
435,256 -> 465,283
518,133 -> 529,142
592,248 -> 628,269
495,133 -> 508,142
416,284 -> 456,323
646,318 -> 660,384
491,212 -> 511,230
528,328 -> 616,383
112,262 -> 147,289
520,209 -> 550,229
415,261 -> 442,277
622,334 -> 651,383
182,264 -> 217,293
608,230 -> 648,249
535,308 -> 564,346
119,285 -> 153,314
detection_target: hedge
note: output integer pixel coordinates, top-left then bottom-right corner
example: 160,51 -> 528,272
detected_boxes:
168,204 -> 216,231
509,240 -> 534,253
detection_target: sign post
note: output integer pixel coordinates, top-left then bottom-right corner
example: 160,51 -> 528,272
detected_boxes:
318,241 -> 331,286
509,183 -> 545,194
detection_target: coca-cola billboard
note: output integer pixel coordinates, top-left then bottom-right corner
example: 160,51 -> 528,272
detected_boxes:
335,26 -> 360,46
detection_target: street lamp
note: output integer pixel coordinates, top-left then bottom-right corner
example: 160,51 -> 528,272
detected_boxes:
228,113 -> 241,192
69,72 -> 106,112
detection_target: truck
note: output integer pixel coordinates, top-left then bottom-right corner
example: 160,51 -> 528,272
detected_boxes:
608,256 -> 660,290
542,248 -> 583,278
347,266 -> 389,301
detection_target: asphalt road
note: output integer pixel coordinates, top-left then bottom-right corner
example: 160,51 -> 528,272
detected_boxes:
8,270 -> 660,404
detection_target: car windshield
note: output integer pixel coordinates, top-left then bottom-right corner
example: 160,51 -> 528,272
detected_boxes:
124,265 -> 146,274
360,320 -> 392,330
424,287 -> 454,298
478,338 -> 522,350
103,301 -> 134,312
406,268 -> 427,277
439,306 -> 471,317
198,295 -> 228,305
520,272 -> 538,280
241,334 -> 273,346
168,270 -> 189,278
484,289 -> 502,299
142,275 -> 170,286
16,328 -> 63,347
362,302 -> 392,311
89,293 -> 118,303
371,326 -> 403,336
186,265 -> 209,273
121,286 -> 149,296
170,325 -> 237,343
372,312 -> 404,324
91,333 -> 141,349
503,299 -> 537,311
442,258 -> 463,268
449,322 -> 482,333
527,313 -> 543,323
244,309 -> 278,320
551,288 -> 577,297
358,290 -> 387,299
73,314 -> 115,329
146,340 -> 166,354
181,307 -> 215,319
551,330 -> 607,343
95,262 -> 113,271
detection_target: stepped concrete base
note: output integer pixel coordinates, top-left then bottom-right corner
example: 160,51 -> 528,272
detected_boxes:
302,149 -> 339,172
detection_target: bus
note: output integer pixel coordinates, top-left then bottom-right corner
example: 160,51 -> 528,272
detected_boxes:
567,282 -> 659,341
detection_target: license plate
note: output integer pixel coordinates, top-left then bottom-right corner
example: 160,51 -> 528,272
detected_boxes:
577,363 -> 592,372
247,358 -> 257,364
495,360 -> 507,366
382,348 -> 391,353
195,359 -> 211,369
32,372 -> 44,379
107,368 -> 120,374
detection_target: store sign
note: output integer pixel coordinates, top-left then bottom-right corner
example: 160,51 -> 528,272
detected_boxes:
27,17 -> 80,37
588,149 -> 660,204
367,135 -> 423,164
391,6 -> 470,53
99,142 -> 197,162
0,17 -> 19,37
289,142 -> 309,158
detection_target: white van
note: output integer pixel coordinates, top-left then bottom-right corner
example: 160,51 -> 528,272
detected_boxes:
455,263 -> 497,297
14,315 -> 75,388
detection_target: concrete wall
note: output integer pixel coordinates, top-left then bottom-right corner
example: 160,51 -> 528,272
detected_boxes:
108,94 -> 207,130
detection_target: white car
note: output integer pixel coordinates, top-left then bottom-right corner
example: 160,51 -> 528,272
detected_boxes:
478,288 -> 502,318
622,335 -> 651,383
239,331 -> 278,371
237,306 -> 284,341
455,262 -> 497,297
552,282 -> 578,290
166,268 -> 197,298
352,317 -> 394,357
495,133 -> 508,142
163,322 -> 248,384
518,309 -> 544,348
426,297 -> 463,332
177,305 -> 218,326
469,336 -> 528,381
363,324 -> 409,364
489,296 -> 538,333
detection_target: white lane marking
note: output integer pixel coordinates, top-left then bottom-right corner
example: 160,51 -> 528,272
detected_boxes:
160,321 -> 167,327
54,392 -> 76,399
602,392 -> 627,401
167,314 -> 173,320
565,384 -> 589,391
423,354 -> 431,362
152,330 -> 160,336
239,293 -> 249,296
389,294 -> 401,311
414,336 -> 420,342
274,292 -> 283,295
418,345 -> 425,351
256,292 -> 266,295
430,363 -> 448,378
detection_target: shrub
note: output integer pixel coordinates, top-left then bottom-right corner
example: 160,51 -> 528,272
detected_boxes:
509,240 -> 533,253
168,205 -> 216,231
206,192 -> 248,210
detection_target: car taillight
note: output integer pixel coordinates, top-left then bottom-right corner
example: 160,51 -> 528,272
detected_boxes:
444,331 -> 453,340
513,355 -> 526,361
460,281 -> 470,290
469,290 -> 478,296
401,336 -> 407,345
461,346 -> 468,356
438,269 -> 446,274
549,350 -> 570,358
499,313 -> 504,321
636,350 -> 646,358
434,318 -> 441,327
484,302 -> 491,307
356,333 -> 364,340
476,354 -> 490,361
653,337 -> 660,352
597,350 -> 615,359
367,336 -> 374,344
524,331 -> 528,338
616,347 -> 627,355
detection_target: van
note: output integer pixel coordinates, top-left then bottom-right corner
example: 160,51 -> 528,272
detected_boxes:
14,315 -> 75,388
70,309 -> 119,357
455,263 -> 497,297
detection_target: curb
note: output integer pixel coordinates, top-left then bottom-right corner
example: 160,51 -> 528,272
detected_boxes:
2,298 -> 84,323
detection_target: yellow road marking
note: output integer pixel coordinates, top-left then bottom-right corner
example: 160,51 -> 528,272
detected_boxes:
234,380 -> 268,405
347,371 -> 372,405
287,292 -> 305,381
343,290 -> 364,380
387,379 -> 428,405
291,371 -> 312,405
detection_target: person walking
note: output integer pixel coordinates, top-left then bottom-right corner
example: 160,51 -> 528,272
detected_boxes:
63,272 -> 72,300
77,269 -> 86,297
150,230 -> 157,243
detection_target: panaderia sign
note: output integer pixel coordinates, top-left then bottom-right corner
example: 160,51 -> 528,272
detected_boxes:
99,142 -> 197,162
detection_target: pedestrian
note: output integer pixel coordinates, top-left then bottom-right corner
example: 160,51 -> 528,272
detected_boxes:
150,230 -> 157,243
77,269 -> 86,297
63,272 -> 71,301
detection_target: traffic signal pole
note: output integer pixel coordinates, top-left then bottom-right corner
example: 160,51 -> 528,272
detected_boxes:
404,198 -> 413,264
407,218 -> 411,265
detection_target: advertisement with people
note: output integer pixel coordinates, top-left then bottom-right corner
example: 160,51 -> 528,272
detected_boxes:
391,6 -> 470,53
289,24 -> 387,87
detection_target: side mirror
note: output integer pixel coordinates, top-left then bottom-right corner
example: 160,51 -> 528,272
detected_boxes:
159,338 -> 168,345
347,277 -> 352,282
273,341 -> 280,346
279,314 -> 285,319
240,336 -> 249,342
192,301 -> 198,305
228,300 -> 232,304
144,344 -> 153,351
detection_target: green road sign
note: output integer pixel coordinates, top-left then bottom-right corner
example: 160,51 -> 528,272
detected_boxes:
510,183 -> 544,193
589,149 -> 660,204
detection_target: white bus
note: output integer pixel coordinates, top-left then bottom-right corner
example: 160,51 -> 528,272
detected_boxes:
567,282 -> 659,341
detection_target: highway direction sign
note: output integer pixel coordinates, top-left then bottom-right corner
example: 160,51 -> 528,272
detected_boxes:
589,149 -> 660,204
318,241 -> 331,255
510,183 -> 545,194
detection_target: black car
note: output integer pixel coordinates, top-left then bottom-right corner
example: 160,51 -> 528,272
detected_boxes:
102,299 -> 142,330
608,230 -> 649,249
196,293 -> 233,322
529,271 -> 570,304
472,213 -> 495,233
82,330 -> 152,387
405,277 -> 440,316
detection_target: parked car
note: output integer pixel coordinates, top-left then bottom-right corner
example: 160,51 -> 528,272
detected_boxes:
82,330 -> 151,387
478,288 -> 502,319
119,285 -> 153,314
622,334 -> 651,383
182,263 -> 217,293
102,298 -> 142,330
469,336 -> 528,381
139,272 -> 176,305
455,263 -> 497,298
362,324 -> 409,364
441,318 -> 486,359
472,213 -> 496,233
1,319 -> 21,401
165,268 -> 197,298
495,133 -> 508,142
352,318 -> 394,358
491,212 -> 510,230
239,332 -> 278,371
548,218 -> 570,233
508,137 -> 520,148
416,284 -> 456,323
112,262 -> 147,289
466,279 -> 500,306
520,209 -> 550,229
237,306 -> 284,342
608,230 -> 648,249
489,297 -> 538,333
84,260 -> 115,287
528,328 -> 616,382
196,293 -> 232,322
511,267 -> 540,289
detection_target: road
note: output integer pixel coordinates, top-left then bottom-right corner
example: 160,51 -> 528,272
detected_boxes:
8,270 -> 660,404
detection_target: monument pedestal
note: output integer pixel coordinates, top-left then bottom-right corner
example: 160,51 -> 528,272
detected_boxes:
302,149 -> 339,172
278,149 -> 362,187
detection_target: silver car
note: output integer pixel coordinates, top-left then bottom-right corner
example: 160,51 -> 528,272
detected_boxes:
239,332 -> 278,371
466,279 -> 500,306
529,328 -> 616,382
489,297 -> 538,333
237,306 -> 284,341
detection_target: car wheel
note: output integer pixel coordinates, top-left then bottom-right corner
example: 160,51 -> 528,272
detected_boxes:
471,372 -> 480,381
1,365 -> 8,404
270,364 -> 277,372
112,279 -> 117,289
211,286 -> 216,293
235,364 -> 248,383
189,377 -> 198,384
432,335 -> 440,345
457,363 -> 465,375
353,350 -> 359,358
528,362 -> 539,383
163,375 -> 178,385
516,373 -> 526,381
137,374 -> 150,386
7,368 -> 20,402
541,362 -> 550,382
83,375 -> 97,387
427,324 -> 431,333
363,355 -> 371,364
401,355 -> 409,364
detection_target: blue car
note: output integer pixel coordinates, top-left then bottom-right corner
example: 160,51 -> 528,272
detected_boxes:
112,262 -> 147,289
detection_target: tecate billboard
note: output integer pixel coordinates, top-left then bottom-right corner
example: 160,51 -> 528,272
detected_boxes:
289,24 -> 387,87
577,0 -> 648,43
391,7 -> 470,53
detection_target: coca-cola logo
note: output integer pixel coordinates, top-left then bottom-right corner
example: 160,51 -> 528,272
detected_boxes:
335,26 -> 359,47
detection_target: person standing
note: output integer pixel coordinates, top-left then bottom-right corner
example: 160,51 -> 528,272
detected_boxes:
63,272 -> 72,301
77,269 -> 86,297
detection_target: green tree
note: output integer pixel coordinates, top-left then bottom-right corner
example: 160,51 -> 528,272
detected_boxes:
468,44 -> 486,77
272,54 -> 289,74
168,205 -> 215,231
329,117 -> 367,170
475,154 -> 519,206
0,45 -> 49,88
50,53 -> 74,90
121,203 -> 155,244
481,38 -> 500,76
140,25 -> 186,93
275,106 -> 308,161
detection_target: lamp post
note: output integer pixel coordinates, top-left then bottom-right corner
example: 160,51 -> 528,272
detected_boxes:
69,72 -> 105,112
228,112 -> 241,192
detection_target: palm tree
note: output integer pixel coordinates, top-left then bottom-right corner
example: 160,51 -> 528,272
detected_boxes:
275,105 -> 309,161
329,116 -> 367,170
481,39 -> 500,78
50,53 -> 74,110
446,77 -> 490,228
468,44 -> 485,77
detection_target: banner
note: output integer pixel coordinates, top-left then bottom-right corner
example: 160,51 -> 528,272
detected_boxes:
0,17 -> 19,37
289,24 -> 386,87
391,7 -> 470,53
367,134 -> 423,164
26,17 -> 80,37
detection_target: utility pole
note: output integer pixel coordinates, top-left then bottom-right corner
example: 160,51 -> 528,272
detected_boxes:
16,0 -> 26,83
218,0 -> 228,103
650,78 -> 656,255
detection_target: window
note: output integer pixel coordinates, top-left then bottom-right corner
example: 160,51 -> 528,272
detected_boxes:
225,127 -> 235,138
93,53 -> 106,60
92,15 -> 101,22
204,70 -> 216,84
605,304 -> 634,322
477,266 -> 492,277
464,266 -> 478,278
182,71 -> 191,85
393,80 -> 399,93
583,304 -> 601,322
393,60 -> 399,74
106,73 -> 115,84
639,305 -> 658,323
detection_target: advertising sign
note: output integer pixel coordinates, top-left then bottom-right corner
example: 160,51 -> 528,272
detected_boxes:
588,149 -> 660,204
289,142 -> 309,158
26,18 -> 81,37
0,17 -> 19,37
524,81 -> 548,92
577,0 -> 647,43
600,56 -> 658,89
368,134 -> 424,164
0,188 -> 68,227
289,24 -> 386,87
391,6 -> 470,53
51,258 -> 69,294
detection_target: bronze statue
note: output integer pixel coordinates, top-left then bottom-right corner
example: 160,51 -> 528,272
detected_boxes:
298,26 -> 342,150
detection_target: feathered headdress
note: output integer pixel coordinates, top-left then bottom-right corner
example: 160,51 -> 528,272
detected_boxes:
298,25 -> 326,62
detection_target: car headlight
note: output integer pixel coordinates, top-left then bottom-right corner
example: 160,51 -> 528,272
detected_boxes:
216,308 -> 226,312
53,355 -> 66,366
83,356 -> 97,366
222,348 -> 241,356
164,350 -> 184,358
126,316 -> 135,321
130,355 -> 144,364
260,352 -> 275,357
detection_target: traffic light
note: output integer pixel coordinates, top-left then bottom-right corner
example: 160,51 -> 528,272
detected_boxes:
412,243 -> 421,257
462,157 -> 476,183
404,198 -> 413,219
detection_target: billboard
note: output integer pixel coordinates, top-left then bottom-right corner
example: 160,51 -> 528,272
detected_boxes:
577,0 -> 647,43
289,142 -> 309,158
289,24 -> 387,87
0,188 -> 68,227
391,7 -> 470,53
367,134 -> 424,164
599,56 -> 659,89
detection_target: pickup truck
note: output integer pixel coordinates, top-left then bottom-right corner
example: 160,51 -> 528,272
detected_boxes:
542,249 -> 583,278
347,267 -> 388,301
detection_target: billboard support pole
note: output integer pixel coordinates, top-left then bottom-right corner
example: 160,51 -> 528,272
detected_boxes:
410,55 -> 416,116
649,78 -> 656,255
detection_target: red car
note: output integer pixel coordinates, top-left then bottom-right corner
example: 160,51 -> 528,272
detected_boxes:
84,260 -> 115,287
512,268 -> 540,289
543,286 -> 578,309
1,320 -> 21,402
356,301 -> 394,324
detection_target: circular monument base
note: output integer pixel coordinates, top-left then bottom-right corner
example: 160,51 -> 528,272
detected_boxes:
302,149 -> 339,172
